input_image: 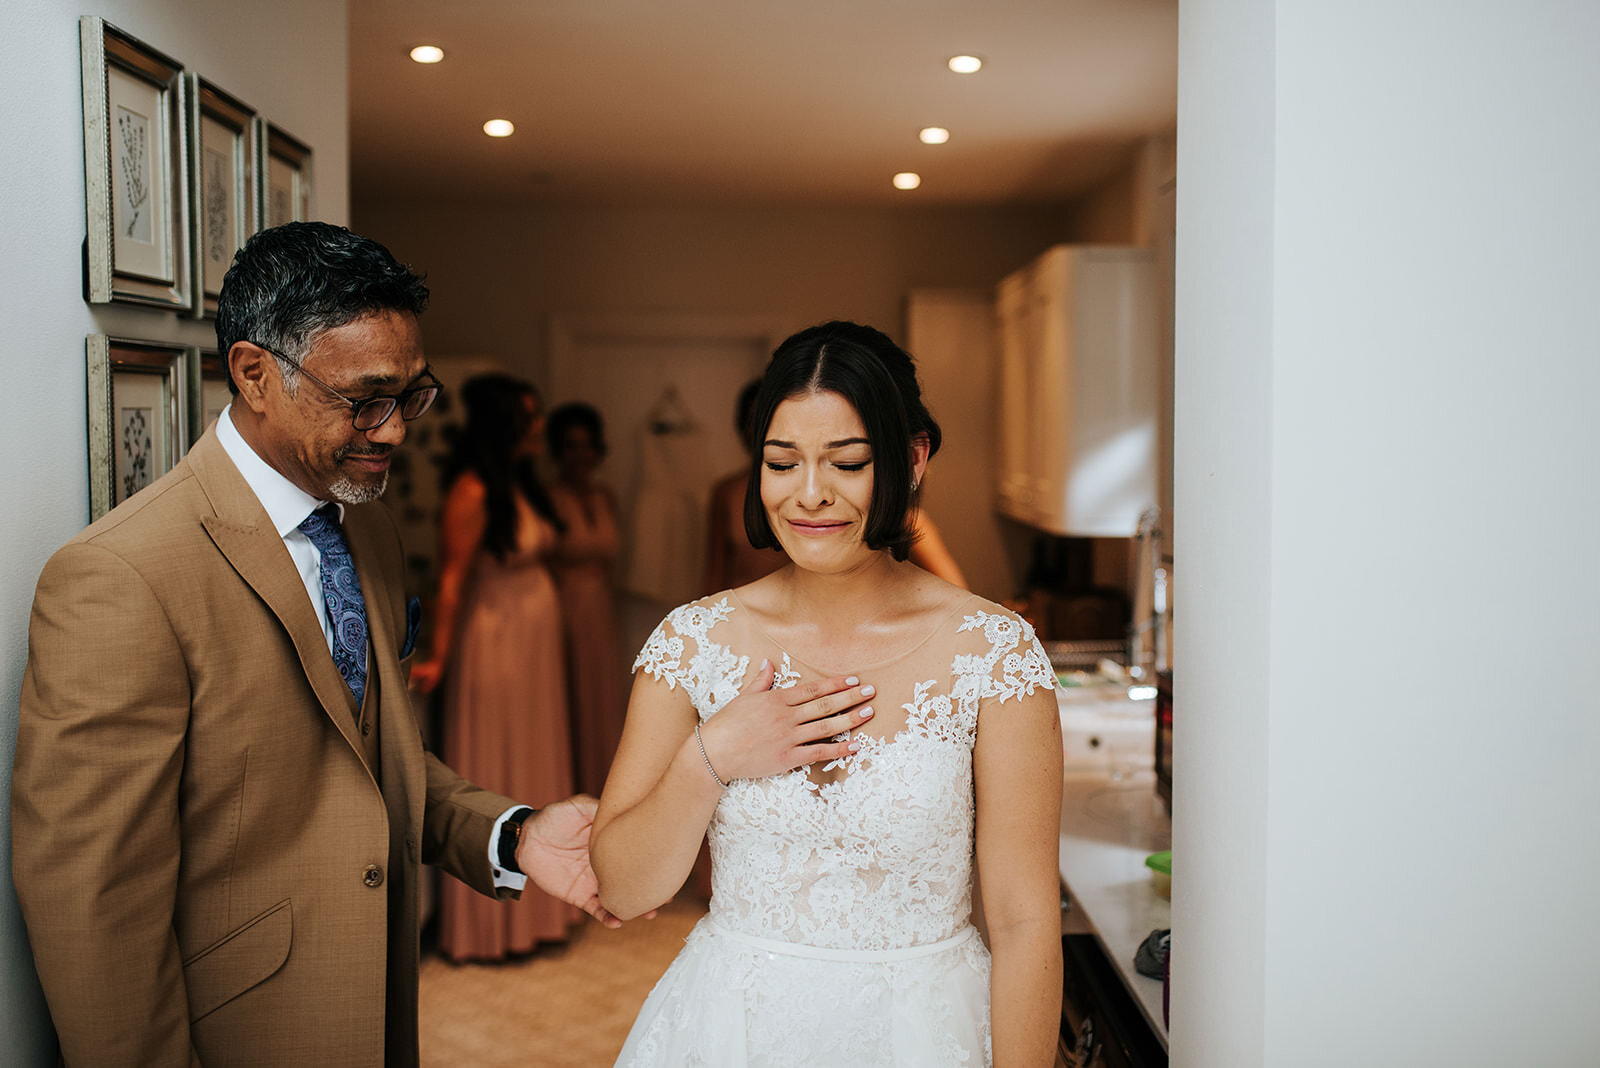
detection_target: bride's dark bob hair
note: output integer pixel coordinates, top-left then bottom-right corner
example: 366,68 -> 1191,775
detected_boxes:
743,321 -> 941,562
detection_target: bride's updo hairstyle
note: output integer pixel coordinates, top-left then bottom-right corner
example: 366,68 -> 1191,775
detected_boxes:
743,320 -> 941,562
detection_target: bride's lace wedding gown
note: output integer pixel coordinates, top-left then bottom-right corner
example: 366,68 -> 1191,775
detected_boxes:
615,590 -> 1054,1067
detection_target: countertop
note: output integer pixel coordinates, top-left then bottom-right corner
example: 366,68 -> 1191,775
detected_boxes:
1058,769 -> 1172,1047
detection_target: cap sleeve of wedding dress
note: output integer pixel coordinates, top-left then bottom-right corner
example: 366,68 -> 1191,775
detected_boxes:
617,596 -> 1055,1067
631,595 -> 749,718
956,605 -> 1056,709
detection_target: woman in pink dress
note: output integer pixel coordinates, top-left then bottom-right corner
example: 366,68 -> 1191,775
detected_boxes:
545,403 -> 629,798
411,374 -> 579,960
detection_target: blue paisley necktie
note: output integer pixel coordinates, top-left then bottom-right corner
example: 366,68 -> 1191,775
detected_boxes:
298,505 -> 369,705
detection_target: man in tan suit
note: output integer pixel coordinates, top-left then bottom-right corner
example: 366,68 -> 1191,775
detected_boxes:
11,223 -> 615,1065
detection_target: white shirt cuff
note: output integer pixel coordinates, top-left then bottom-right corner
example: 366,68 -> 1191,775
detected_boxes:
488,805 -> 531,891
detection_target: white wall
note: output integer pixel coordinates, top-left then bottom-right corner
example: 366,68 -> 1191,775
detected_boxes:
1175,1 -> 1600,1064
0,2 -> 347,1061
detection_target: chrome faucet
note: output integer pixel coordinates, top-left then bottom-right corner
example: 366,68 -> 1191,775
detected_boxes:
1127,507 -> 1171,681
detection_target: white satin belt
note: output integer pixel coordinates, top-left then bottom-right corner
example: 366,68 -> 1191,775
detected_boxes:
706,920 -> 978,962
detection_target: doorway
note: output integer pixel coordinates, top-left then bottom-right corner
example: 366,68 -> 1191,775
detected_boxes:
546,312 -> 786,656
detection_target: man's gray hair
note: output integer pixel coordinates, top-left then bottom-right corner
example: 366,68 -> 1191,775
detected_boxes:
214,222 -> 429,395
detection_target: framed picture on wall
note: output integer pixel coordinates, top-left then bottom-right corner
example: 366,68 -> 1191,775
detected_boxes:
86,336 -> 191,520
187,77 -> 256,318
189,347 -> 232,442
80,17 -> 190,309
257,120 -> 312,229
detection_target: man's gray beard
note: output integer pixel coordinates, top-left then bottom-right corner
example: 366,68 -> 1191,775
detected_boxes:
327,473 -> 387,505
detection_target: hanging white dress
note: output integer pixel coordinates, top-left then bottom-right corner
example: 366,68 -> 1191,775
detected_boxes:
624,426 -> 712,605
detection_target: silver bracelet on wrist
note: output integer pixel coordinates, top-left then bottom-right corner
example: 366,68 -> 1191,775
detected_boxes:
693,722 -> 728,789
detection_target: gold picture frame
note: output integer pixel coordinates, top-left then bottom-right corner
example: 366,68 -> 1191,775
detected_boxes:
80,17 -> 190,309
87,335 -> 192,519
188,77 -> 257,318
257,120 -> 313,229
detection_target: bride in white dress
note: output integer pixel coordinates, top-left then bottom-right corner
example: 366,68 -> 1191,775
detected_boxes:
592,321 -> 1063,1066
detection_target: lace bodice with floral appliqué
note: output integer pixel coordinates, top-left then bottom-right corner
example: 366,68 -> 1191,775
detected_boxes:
633,596 -> 1055,951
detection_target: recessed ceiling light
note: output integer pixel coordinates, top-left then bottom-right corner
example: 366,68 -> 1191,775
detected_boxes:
409,45 -> 444,64
483,119 -> 515,138
893,172 -> 921,191
947,55 -> 983,74
919,127 -> 950,145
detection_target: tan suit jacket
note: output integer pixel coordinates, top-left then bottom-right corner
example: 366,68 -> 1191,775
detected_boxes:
11,428 -> 519,1066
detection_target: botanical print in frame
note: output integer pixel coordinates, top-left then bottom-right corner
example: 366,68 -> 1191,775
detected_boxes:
257,121 -> 312,229
80,17 -> 190,309
188,78 -> 257,317
87,336 -> 191,520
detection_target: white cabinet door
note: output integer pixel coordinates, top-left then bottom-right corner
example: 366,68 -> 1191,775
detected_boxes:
995,268 -> 1037,521
994,246 -> 1159,536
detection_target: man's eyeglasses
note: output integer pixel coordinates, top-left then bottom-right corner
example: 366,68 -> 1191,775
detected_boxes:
257,343 -> 441,431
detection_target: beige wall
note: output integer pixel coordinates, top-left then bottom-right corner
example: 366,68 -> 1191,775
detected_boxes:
354,201 -> 1065,379
1066,161 -> 1141,245
354,199 -> 1069,602
907,289 -> 1037,604
1068,134 -> 1177,248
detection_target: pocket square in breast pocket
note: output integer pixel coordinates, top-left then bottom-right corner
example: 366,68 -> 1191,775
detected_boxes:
401,595 -> 422,658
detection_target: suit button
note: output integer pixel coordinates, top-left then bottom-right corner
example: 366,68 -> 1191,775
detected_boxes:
360,720 -> 371,736
363,865 -> 384,888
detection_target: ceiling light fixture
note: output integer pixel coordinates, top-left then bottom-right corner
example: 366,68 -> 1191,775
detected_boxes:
483,119 -> 515,138
893,172 -> 921,191
919,127 -> 950,145
409,45 -> 444,64
947,55 -> 983,74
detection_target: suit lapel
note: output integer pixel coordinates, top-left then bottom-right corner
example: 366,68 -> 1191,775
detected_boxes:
188,430 -> 374,772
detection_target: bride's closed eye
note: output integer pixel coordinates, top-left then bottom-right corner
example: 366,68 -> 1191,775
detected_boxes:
764,459 -> 870,473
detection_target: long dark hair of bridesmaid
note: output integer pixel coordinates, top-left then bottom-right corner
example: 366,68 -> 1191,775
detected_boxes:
443,374 -> 563,559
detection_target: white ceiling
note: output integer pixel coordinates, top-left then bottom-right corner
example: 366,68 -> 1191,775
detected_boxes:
348,0 -> 1177,208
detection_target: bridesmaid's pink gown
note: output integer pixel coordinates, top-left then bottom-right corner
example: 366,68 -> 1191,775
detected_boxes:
549,483 -> 628,798
438,499 -> 579,961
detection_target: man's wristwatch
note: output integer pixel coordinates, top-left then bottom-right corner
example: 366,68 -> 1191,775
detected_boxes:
496,807 -> 534,875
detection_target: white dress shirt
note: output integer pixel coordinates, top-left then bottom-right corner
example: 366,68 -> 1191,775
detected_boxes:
215,406 -> 527,890
216,406 -> 339,646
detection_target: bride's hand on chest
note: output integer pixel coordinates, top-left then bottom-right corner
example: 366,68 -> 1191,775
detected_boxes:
699,658 -> 878,781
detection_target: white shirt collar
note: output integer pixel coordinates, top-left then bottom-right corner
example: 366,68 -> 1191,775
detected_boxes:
215,405 -> 340,536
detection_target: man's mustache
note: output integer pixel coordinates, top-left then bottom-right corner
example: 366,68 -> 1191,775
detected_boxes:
334,444 -> 394,461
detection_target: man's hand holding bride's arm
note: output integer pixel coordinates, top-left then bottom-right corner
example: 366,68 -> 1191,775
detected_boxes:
514,795 -> 626,928
590,659 -> 874,921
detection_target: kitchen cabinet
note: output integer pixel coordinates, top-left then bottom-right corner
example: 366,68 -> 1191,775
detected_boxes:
995,246 -> 1160,536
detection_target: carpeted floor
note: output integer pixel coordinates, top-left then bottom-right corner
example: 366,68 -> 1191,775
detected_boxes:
418,894 -> 707,1068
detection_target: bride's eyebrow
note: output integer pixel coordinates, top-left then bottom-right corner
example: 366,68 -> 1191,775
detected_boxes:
762,437 -> 871,450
